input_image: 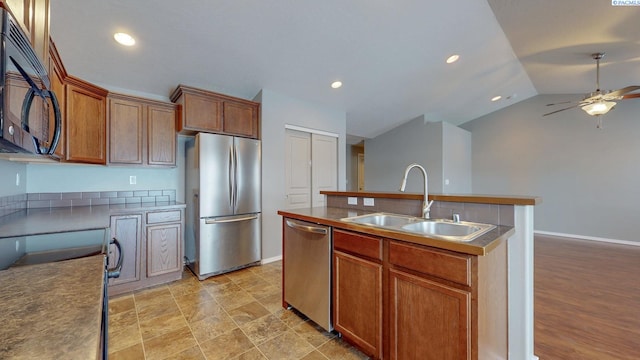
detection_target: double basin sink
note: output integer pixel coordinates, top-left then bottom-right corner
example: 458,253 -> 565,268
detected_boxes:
341,212 -> 495,242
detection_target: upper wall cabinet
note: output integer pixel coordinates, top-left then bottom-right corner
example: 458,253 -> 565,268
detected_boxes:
47,38 -> 66,159
65,76 -> 108,164
108,93 -> 177,167
3,0 -> 50,62
171,85 -> 260,139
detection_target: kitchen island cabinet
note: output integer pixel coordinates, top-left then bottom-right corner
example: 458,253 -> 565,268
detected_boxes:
330,228 -> 507,360
333,229 -> 383,359
279,203 -> 515,360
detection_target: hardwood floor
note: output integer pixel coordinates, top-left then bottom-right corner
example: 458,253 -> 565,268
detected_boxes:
534,235 -> 640,360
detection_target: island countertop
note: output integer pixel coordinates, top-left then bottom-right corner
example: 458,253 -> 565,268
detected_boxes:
320,190 -> 541,205
0,255 -> 105,359
278,207 -> 514,255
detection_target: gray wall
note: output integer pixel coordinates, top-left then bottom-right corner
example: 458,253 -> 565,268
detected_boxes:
364,117 -> 471,194
24,137 -> 188,202
0,160 -> 27,197
461,94 -> 640,242
346,144 -> 363,191
257,88 -> 347,260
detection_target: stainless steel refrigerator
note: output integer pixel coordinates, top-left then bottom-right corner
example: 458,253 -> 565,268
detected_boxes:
185,132 -> 261,280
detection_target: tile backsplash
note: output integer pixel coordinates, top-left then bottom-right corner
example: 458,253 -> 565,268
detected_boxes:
326,194 -> 514,226
0,189 -> 176,217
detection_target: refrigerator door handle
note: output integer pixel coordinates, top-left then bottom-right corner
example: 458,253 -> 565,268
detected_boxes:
205,215 -> 259,224
233,142 -> 239,211
285,219 -> 329,235
228,145 -> 234,209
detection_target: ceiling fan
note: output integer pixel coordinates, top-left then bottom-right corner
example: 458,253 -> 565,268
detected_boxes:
543,52 -> 640,127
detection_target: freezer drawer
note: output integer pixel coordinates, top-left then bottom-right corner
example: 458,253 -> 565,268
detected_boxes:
284,218 -> 332,331
189,213 -> 261,280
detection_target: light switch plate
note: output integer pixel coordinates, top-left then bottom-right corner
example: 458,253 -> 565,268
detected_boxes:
348,197 -> 358,205
363,198 -> 375,206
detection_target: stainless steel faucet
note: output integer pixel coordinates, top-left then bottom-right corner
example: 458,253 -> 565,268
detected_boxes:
399,163 -> 434,219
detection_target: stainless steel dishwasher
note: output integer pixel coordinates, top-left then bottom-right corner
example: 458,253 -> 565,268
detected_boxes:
284,218 -> 333,331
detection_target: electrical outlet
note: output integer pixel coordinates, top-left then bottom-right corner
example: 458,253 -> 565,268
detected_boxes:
129,175 -> 137,185
363,198 -> 375,206
348,197 -> 358,205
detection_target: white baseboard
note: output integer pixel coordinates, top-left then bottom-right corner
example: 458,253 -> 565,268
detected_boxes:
261,255 -> 283,264
535,230 -> 640,247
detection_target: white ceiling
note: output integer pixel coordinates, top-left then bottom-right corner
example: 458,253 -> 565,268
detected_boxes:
49,0 -> 640,140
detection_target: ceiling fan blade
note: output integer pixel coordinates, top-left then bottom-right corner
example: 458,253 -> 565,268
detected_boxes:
606,85 -> 640,98
546,100 -> 575,106
621,93 -> 640,100
543,104 -> 580,116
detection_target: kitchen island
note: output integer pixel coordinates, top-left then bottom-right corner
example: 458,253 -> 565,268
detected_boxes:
0,255 -> 105,359
279,191 -> 540,360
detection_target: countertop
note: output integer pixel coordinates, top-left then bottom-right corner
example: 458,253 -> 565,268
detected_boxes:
0,201 -> 185,239
321,190 -> 542,205
278,207 -> 514,255
0,255 -> 105,359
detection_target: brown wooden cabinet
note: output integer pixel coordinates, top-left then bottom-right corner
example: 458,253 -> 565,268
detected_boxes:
333,229 -> 383,359
147,222 -> 181,277
47,38 -> 66,159
171,84 -> 260,139
109,214 -> 142,286
65,76 -> 108,164
389,269 -> 470,359
109,208 -> 184,297
108,93 -> 176,167
3,0 -> 49,62
330,228 -> 508,360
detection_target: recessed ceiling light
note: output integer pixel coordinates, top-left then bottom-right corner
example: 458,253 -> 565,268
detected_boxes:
114,32 -> 136,46
491,95 -> 502,102
331,81 -> 343,89
446,54 -> 460,64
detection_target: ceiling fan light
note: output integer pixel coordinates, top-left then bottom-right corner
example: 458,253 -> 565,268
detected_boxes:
581,101 -> 616,116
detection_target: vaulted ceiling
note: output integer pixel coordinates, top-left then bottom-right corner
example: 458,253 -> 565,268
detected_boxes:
49,0 -> 640,139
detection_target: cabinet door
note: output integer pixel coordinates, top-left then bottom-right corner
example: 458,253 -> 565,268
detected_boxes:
147,104 -> 176,166
223,101 -> 258,138
109,214 -> 142,286
65,79 -> 107,164
389,269 -> 471,360
48,42 -> 65,159
146,223 -> 181,277
108,97 -> 144,164
334,250 -> 383,359
181,92 -> 222,133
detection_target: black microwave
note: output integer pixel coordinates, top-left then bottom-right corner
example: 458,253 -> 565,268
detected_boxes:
0,7 -> 60,155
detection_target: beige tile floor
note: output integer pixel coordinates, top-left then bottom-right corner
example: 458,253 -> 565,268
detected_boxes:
108,261 -> 369,360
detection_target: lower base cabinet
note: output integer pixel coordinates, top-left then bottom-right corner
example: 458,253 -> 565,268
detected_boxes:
147,223 -> 182,277
109,209 -> 184,296
389,269 -> 470,359
332,228 -> 508,360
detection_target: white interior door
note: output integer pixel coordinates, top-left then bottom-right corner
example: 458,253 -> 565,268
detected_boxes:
311,134 -> 338,207
285,130 -> 311,209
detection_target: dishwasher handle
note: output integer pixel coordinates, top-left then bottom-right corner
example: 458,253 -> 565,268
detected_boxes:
285,219 -> 328,235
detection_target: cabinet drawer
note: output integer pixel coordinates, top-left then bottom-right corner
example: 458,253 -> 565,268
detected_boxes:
389,241 -> 472,286
146,210 -> 181,224
334,229 -> 382,261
